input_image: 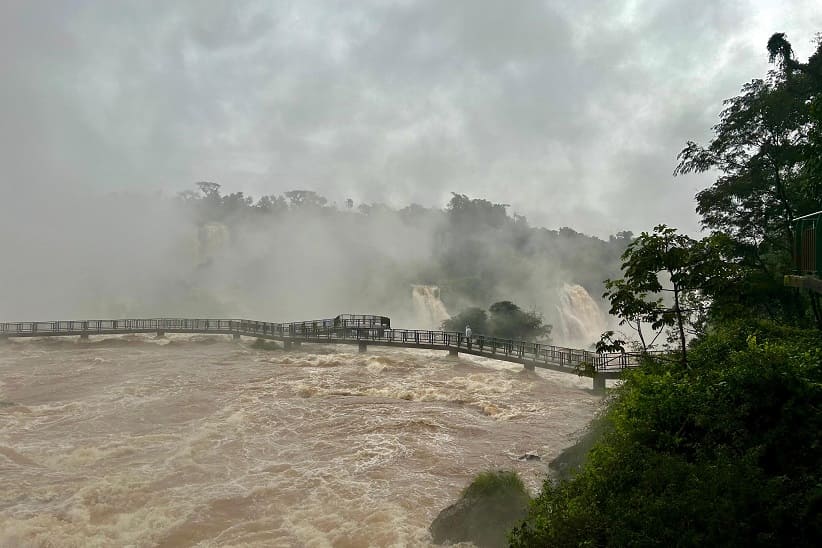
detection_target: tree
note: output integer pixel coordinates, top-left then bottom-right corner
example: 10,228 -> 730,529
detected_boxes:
442,307 -> 488,334
196,181 -> 221,196
488,300 -> 551,341
675,33 -> 822,325
603,225 -> 735,366
284,190 -> 328,209
443,302 -> 551,341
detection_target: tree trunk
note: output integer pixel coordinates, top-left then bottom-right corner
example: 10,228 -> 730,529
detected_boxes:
673,285 -> 688,367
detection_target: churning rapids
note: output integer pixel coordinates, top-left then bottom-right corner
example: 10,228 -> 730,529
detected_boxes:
0,335 -> 599,547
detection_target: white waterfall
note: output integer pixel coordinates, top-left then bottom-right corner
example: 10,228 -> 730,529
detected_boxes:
555,283 -> 607,348
411,285 -> 450,330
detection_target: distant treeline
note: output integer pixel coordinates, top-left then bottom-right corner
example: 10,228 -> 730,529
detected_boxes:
177,182 -> 632,321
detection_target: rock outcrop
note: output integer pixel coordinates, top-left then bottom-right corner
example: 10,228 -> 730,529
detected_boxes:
430,470 -> 530,548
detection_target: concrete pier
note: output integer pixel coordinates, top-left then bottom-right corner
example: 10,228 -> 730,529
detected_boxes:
358,341 -> 367,353
156,330 -> 165,338
593,373 -> 606,393
233,333 -> 241,340
449,348 -> 458,357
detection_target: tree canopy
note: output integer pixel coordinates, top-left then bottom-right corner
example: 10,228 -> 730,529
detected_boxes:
443,301 -> 551,342
675,32 -> 822,326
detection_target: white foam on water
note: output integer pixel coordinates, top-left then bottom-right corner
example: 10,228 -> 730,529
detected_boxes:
0,339 -> 599,546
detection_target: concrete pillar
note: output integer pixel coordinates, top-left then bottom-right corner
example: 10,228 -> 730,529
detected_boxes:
80,333 -> 89,341
156,330 -> 165,338
283,340 -> 292,350
449,348 -> 458,357
524,361 -> 535,371
593,374 -> 606,394
233,333 -> 241,341
358,341 -> 367,353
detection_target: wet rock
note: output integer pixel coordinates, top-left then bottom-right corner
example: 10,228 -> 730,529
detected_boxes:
430,470 -> 530,548
549,417 -> 608,481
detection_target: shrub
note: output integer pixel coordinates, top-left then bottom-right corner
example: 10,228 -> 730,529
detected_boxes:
511,321 -> 822,547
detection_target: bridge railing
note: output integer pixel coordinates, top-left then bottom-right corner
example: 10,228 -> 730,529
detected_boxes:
1,317 -> 648,373
0,318 -> 242,335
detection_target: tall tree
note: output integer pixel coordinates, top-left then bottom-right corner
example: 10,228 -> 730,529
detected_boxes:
675,33 -> 822,324
603,226 -> 735,366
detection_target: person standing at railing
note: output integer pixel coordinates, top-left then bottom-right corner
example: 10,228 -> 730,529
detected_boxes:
465,324 -> 472,350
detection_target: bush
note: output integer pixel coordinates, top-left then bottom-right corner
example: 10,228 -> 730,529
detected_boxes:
462,470 -> 528,500
511,321 -> 822,547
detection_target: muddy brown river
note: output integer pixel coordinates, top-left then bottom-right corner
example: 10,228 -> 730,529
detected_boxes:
0,335 -> 599,547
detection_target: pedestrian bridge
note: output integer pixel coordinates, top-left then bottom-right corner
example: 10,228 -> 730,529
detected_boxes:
0,315 -> 643,391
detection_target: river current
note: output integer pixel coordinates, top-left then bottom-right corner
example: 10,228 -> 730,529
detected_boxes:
0,335 -> 599,547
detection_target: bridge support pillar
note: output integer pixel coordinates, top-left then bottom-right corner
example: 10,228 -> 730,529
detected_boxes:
593,373 -> 606,394
524,361 -> 535,371
358,341 -> 367,353
283,340 -> 292,350
448,348 -> 458,357
156,330 -> 165,338
233,333 -> 241,341
79,333 -> 89,341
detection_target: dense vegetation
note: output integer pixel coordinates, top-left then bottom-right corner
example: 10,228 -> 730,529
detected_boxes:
509,34 -> 822,546
178,185 -> 630,331
441,300 -> 551,341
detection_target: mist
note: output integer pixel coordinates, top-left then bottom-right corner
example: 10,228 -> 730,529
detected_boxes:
0,185 -> 623,346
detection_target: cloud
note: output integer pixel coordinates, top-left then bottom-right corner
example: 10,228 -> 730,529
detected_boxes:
1,0 -> 821,236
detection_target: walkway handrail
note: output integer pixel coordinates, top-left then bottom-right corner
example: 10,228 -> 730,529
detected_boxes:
0,316 -> 648,374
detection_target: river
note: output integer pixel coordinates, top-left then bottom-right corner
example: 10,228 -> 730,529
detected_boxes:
0,335 -> 599,547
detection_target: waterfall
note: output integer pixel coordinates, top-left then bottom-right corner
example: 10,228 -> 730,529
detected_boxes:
555,284 -> 607,348
197,222 -> 230,265
411,285 -> 450,330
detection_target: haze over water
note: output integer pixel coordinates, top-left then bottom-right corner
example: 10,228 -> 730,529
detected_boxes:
0,335 -> 598,547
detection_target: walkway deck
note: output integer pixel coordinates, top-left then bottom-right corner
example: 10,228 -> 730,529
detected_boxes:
0,316 -> 645,391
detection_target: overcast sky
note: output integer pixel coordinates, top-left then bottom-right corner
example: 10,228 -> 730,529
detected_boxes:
2,0 -> 820,237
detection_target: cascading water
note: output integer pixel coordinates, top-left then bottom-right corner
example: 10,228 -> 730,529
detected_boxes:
197,222 -> 230,265
411,285 -> 450,330
555,283 -> 607,348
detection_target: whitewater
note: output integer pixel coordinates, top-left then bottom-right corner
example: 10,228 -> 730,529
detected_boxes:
0,335 -> 599,547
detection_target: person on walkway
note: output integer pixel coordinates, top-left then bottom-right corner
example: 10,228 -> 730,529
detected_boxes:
465,324 -> 472,350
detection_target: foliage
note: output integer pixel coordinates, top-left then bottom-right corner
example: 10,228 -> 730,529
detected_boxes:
603,225 -> 736,364
512,32 -> 822,548
594,330 -> 626,353
488,301 -> 550,341
176,184 -> 628,323
462,470 -> 528,500
442,307 -> 488,334
675,33 -> 822,326
443,301 -> 551,341
511,321 -> 822,547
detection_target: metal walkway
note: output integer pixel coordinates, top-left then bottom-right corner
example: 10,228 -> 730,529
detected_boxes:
0,315 -> 643,391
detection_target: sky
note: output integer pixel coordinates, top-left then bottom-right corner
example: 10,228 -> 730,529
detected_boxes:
1,0 -> 821,238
